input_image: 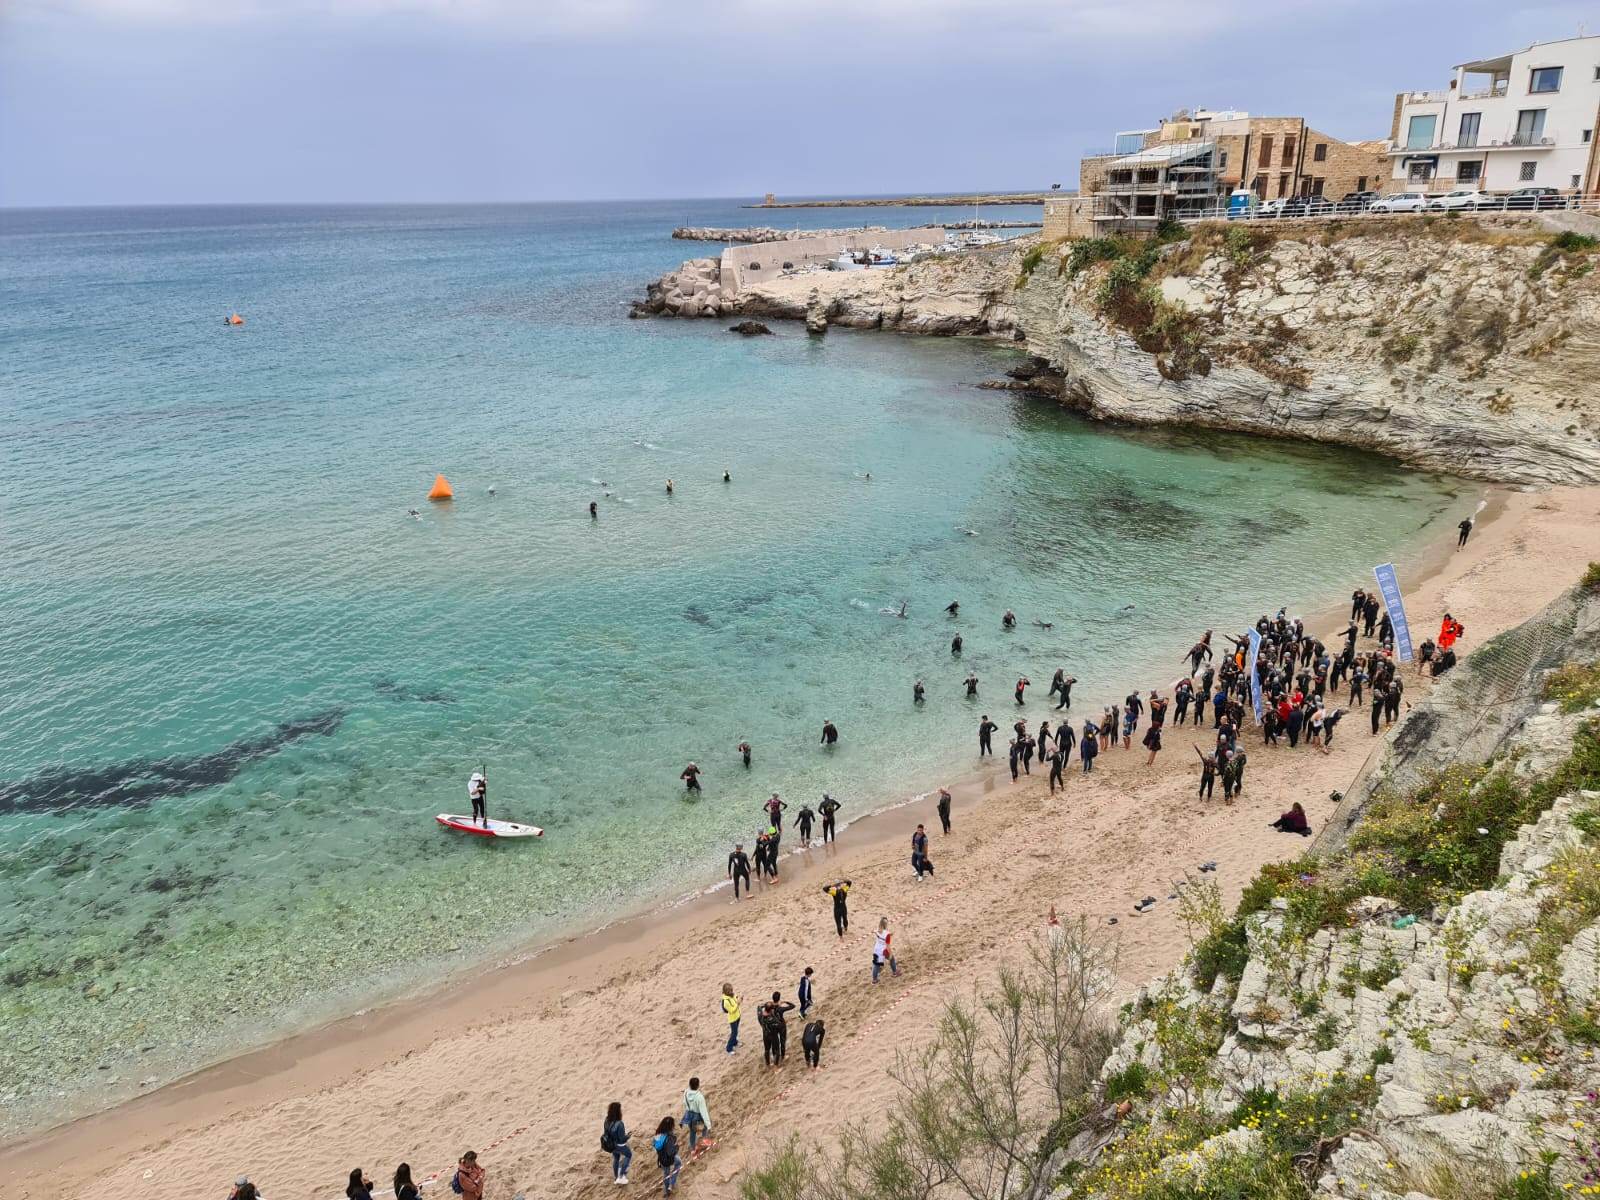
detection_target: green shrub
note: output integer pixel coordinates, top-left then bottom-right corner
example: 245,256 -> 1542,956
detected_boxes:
1544,660 -> 1600,713
1064,236 -> 1127,277
1016,243 -> 1047,286
1103,1060 -> 1152,1103
1582,562 -> 1600,593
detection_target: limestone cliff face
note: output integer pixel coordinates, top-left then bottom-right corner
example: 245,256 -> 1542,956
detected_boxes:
1012,225 -> 1600,487
636,221 -> 1600,486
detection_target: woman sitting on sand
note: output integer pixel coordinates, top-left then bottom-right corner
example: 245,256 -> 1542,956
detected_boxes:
1271,802 -> 1311,836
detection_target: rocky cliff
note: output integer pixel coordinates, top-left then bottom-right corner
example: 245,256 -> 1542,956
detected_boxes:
636,217 -> 1600,486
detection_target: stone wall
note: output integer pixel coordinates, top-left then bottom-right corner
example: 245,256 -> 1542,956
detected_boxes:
1042,197 -> 1095,239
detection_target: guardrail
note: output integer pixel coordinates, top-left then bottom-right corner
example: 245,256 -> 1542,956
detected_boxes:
1147,192 -> 1600,225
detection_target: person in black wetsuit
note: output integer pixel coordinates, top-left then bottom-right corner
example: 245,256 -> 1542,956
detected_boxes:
1195,748 -> 1216,802
727,844 -> 751,899
819,794 -> 841,843
935,786 -> 952,835
1457,516 -> 1473,549
589,501 -> 597,519
945,600 -> 959,615
1184,632 -> 1213,676
951,633 -> 963,656
964,672 -> 979,697
978,716 -> 997,756
820,721 -> 839,746
823,879 -> 851,936
795,804 -> 815,843
681,763 -> 702,793
469,771 -> 487,826
1048,746 -> 1065,793
913,680 -> 926,704
801,1018 -> 825,1070
1055,674 -> 1075,711
1002,609 -> 1016,629
737,741 -> 751,768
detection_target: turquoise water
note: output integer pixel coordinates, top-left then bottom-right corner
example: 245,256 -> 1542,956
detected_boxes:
0,202 -> 1470,1133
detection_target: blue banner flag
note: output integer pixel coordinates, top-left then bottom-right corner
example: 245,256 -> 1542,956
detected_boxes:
1373,563 -> 1414,663
1246,628 -> 1264,722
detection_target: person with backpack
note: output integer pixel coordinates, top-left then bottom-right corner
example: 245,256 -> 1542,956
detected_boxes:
652,1117 -> 682,1196
682,1077 -> 712,1156
452,1151 -> 484,1200
601,1101 -> 632,1184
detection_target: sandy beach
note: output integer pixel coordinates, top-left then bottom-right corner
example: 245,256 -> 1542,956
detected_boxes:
4,484 -> 1596,1200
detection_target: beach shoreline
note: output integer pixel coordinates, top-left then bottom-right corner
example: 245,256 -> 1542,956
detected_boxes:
5,483 -> 1594,1200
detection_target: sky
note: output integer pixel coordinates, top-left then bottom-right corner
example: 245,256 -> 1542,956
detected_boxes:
2,0 -> 1597,206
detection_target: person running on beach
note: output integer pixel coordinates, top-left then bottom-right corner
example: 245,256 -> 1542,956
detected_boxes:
824,879 -> 851,936
936,786 -> 952,835
603,1102 -> 633,1184
680,763 -> 702,793
737,741 -> 751,768
468,771 -> 487,827
795,803 -> 815,843
1457,515 -> 1474,549
652,1118 -> 681,1195
1055,674 -> 1076,711
978,715 -> 997,756
720,984 -> 741,1053
801,1018 -> 826,1071
872,917 -> 900,982
951,633 -> 964,656
1048,744 -> 1066,792
727,844 -> 751,899
820,720 -> 839,746
682,1079 -> 712,1156
1008,737 -> 1021,782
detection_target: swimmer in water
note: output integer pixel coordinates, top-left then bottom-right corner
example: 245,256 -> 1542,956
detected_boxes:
913,680 -> 925,704
666,479 -> 674,495
945,601 -> 959,615
487,486 -> 496,496
1002,610 -> 1016,629
589,501 -> 598,519
723,470 -> 731,483
964,672 -> 979,697
864,472 -> 872,480
1033,619 -> 1053,630
820,720 -> 839,746
407,508 -> 420,519
737,741 -> 752,768
951,633 -> 964,656
898,601 -> 908,619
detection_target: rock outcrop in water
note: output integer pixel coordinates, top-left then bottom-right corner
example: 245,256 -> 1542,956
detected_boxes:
635,218 -> 1600,486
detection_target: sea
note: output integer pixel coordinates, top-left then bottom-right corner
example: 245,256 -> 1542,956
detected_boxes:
0,199 -> 1473,1135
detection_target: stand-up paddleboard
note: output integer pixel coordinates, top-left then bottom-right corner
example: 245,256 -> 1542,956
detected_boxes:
436,814 -> 544,838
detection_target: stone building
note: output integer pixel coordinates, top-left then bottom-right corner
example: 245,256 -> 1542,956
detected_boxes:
1078,110 -> 1388,209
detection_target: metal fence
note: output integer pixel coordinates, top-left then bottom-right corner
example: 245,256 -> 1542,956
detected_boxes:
1152,193 -> 1600,227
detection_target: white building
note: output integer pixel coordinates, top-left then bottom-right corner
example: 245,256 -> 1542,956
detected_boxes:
1387,35 -> 1600,193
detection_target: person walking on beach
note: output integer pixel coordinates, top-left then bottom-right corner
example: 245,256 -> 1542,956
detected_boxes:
727,844 -> 751,900
801,1018 -> 826,1071
760,992 -> 795,1068
602,1102 -> 633,1184
1122,690 -> 1143,748
720,984 -> 741,1053
795,803 -> 815,843
682,1079 -> 712,1157
454,1152 -> 484,1200
680,763 -> 701,794
1048,745 -> 1066,793
229,1178 -> 261,1200
1141,720 -> 1162,766
1195,747 -> 1216,802
824,878 -> 851,937
798,966 -> 815,1017
978,716 -> 997,757
1457,515 -> 1473,549
820,720 -> 839,746
936,786 -> 952,835
872,917 -> 900,982
911,824 -> 934,879
652,1118 -> 682,1196
820,794 -> 841,843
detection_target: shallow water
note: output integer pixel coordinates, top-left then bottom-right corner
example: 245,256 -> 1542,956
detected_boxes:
0,201 -> 1472,1133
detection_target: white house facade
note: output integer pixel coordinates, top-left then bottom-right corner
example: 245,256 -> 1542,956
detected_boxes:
1387,35 -> 1600,193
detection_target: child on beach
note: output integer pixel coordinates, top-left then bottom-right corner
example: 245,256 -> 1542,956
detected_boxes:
652,1117 -> 681,1195
872,918 -> 900,983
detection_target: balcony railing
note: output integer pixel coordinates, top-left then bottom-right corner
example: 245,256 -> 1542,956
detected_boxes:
1459,84 -> 1509,100
1388,132 -> 1558,153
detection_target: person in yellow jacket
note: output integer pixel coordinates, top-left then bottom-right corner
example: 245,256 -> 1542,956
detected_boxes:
720,983 -> 741,1054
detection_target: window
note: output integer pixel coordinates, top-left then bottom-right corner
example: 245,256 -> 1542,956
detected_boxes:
1282,137 -> 1297,166
1219,150 -> 1228,169
1515,109 -> 1547,145
1258,136 -> 1274,170
1455,161 -> 1481,183
1520,161 -> 1538,182
1312,177 -> 1325,196
1574,174 -> 1583,188
1594,65 -> 1600,81
1252,175 -> 1266,198
1586,129 -> 1594,144
1529,66 -> 1562,93
1277,173 -> 1290,197
1357,176 -> 1368,192
1406,114 -> 1437,149
1408,160 -> 1435,182
1457,112 -> 1481,147
1313,142 -> 1328,162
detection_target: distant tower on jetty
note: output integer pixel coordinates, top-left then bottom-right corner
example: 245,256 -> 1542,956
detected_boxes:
763,192 -> 776,206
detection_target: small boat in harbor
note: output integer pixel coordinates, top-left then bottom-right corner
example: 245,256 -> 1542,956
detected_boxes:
827,247 -> 899,270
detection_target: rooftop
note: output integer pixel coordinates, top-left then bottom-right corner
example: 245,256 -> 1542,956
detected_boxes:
1112,140 -> 1216,168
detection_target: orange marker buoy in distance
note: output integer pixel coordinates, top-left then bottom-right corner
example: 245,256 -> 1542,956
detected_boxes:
225,313 -> 244,326
427,474 -> 454,502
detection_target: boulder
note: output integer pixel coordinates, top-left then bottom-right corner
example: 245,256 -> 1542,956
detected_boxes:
728,321 -> 773,336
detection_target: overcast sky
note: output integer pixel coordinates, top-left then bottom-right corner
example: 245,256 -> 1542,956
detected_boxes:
3,1 -> 1596,206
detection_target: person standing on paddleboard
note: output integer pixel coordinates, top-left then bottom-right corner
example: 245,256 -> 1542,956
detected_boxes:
469,771 -> 488,826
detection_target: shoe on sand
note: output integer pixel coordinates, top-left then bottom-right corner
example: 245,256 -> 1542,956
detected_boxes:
1133,897 -> 1157,913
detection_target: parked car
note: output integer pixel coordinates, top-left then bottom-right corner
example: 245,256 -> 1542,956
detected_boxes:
1370,192 -> 1429,214
1427,189 -> 1497,211
1502,186 -> 1570,211
1336,190 -> 1381,212
1256,198 -> 1289,219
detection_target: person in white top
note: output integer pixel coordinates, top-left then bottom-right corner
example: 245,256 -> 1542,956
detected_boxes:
468,772 -> 487,826
871,917 -> 900,983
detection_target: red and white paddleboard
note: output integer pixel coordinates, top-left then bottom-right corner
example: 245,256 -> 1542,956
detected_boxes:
435,814 -> 544,838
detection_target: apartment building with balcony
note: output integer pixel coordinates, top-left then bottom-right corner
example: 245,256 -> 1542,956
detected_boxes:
1387,35 -> 1600,193
1079,109 -> 1387,224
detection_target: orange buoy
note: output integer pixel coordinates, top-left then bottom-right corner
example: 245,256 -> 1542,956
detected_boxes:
226,313 -> 244,326
427,474 -> 454,501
